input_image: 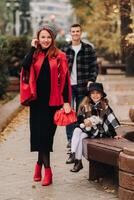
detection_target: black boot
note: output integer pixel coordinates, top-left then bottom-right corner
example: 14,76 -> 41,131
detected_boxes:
66,141 -> 71,148
70,160 -> 83,172
66,153 -> 75,164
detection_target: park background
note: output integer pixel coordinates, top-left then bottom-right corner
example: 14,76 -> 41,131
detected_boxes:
0,1 -> 134,200
0,1 -> 134,94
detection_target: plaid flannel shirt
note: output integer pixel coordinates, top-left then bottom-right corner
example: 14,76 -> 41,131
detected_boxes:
61,41 -> 98,97
77,103 -> 120,138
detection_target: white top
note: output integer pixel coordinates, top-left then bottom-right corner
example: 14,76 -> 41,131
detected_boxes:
71,43 -> 82,85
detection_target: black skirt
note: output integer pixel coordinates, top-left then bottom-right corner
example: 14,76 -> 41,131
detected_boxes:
30,101 -> 58,152
29,56 -> 59,152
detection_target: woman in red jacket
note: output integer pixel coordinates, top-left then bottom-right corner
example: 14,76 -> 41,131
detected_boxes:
21,23 -> 71,186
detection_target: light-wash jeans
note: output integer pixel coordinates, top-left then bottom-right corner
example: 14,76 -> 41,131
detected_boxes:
66,85 -> 84,142
71,127 -> 87,160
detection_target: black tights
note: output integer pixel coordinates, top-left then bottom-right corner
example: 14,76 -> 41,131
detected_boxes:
37,152 -> 50,168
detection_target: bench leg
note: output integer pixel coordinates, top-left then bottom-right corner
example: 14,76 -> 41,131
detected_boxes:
89,160 -> 115,181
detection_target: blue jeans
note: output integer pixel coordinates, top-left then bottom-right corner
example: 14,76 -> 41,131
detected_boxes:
66,85 -> 84,142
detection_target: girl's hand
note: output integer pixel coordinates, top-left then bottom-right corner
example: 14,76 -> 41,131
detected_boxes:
63,103 -> 71,113
84,119 -> 92,127
114,135 -> 122,139
31,38 -> 39,48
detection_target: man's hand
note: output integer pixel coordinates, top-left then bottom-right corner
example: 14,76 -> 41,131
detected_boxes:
87,81 -> 93,88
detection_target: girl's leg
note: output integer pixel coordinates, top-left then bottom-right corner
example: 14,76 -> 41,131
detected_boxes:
71,127 -> 83,153
70,132 -> 87,173
75,132 -> 87,160
66,128 -> 83,164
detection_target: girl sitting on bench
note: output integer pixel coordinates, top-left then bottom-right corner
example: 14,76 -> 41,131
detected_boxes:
67,82 -> 122,172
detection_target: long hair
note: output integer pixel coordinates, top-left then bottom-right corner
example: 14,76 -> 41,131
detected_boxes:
78,95 -> 109,115
36,28 -> 59,58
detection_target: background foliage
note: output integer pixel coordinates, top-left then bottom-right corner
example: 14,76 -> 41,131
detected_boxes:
70,0 -> 134,62
0,35 -> 30,97
0,36 -> 9,97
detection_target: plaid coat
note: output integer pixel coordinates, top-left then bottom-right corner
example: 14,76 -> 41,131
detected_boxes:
77,102 -> 120,138
61,41 -> 98,97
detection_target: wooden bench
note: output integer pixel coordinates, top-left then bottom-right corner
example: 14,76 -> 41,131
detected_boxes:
99,63 -> 126,75
82,125 -> 134,200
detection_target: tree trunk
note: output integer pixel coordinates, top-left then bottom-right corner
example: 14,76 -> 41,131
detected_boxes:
119,0 -> 133,64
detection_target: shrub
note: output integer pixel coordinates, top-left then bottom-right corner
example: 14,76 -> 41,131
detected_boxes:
5,35 -> 31,78
0,36 -> 9,98
0,35 -> 31,97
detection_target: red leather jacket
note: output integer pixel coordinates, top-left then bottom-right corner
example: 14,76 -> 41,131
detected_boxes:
26,50 -> 71,106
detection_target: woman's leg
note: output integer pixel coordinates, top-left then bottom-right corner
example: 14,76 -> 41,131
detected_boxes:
40,152 -> 52,186
41,152 -> 50,168
37,151 -> 43,165
33,151 -> 43,182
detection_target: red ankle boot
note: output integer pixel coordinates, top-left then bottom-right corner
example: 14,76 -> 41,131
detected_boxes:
33,163 -> 42,182
42,167 -> 52,186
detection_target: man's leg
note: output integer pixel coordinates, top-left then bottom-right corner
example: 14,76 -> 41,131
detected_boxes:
76,95 -> 84,112
66,123 -> 76,148
66,85 -> 77,147
66,86 -> 84,145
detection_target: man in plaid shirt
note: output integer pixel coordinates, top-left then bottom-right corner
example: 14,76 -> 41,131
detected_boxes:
61,24 -> 98,157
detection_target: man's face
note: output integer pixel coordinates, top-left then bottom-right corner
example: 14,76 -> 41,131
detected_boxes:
70,26 -> 82,42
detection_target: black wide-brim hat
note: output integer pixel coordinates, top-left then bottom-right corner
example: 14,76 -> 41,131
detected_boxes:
86,82 -> 107,97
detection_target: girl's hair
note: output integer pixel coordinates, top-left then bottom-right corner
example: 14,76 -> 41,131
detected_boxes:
78,95 -> 108,114
36,28 -> 60,58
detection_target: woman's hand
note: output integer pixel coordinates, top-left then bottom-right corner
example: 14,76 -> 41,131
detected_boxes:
63,103 -> 71,114
31,38 -> 39,48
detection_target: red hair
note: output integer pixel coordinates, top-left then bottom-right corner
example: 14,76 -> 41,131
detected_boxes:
36,28 -> 59,58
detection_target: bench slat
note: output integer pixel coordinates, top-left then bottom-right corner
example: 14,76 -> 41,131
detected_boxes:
99,63 -> 126,74
87,143 -> 121,166
86,138 -> 134,149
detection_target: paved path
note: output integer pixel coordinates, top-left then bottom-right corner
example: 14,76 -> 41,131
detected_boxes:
0,109 -> 118,200
97,75 -> 134,121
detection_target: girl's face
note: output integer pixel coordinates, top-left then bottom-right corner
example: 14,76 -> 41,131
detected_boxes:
90,90 -> 102,103
38,30 -> 52,49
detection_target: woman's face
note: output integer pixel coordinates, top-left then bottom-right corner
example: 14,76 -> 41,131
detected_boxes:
38,29 -> 52,49
90,90 -> 102,103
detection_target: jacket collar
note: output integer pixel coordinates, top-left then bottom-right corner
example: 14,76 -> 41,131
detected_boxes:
67,41 -> 85,51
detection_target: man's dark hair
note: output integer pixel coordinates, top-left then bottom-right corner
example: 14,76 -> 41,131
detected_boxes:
70,23 -> 82,31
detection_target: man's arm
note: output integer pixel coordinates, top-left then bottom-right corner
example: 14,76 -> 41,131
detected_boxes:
88,46 -> 98,82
